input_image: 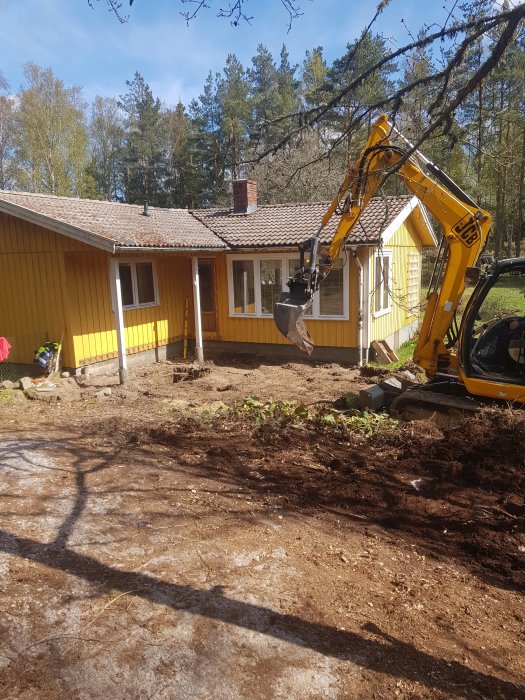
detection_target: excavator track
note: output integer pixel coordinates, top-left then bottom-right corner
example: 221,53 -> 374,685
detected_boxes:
391,386 -> 483,424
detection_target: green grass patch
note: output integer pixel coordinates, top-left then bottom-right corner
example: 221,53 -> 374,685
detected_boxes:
0,389 -> 13,403
369,339 -> 417,370
229,397 -> 398,437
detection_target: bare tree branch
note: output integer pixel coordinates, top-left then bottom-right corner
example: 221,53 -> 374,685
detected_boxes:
87,0 -> 132,23
248,4 -> 525,167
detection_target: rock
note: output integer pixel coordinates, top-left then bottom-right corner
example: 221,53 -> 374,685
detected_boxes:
10,390 -> 28,403
81,366 -> 92,377
0,380 -> 15,390
95,388 -> 111,400
61,371 -> 70,378
19,376 -> 32,391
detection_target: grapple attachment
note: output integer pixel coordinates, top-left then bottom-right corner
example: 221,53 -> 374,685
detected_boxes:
273,281 -> 315,355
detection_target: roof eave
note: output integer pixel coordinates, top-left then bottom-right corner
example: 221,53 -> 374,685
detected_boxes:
114,245 -> 230,252
0,199 -> 116,253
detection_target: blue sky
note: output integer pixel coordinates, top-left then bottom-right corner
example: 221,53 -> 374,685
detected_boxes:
0,0 -> 463,107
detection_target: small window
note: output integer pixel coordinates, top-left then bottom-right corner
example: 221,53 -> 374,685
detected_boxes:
232,259 -> 255,314
136,262 -> 155,305
374,252 -> 391,315
117,260 -> 158,309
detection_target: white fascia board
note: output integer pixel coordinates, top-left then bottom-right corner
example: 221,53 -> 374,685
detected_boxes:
380,196 -> 419,246
115,245 -> 229,252
0,199 -> 116,253
418,203 -> 439,247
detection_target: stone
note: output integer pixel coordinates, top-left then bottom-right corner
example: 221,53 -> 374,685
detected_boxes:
61,371 -> 70,378
95,387 -> 111,400
0,380 -> 15,390
19,376 -> 33,391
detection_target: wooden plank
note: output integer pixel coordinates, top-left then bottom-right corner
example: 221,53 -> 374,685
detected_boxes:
371,339 -> 399,365
381,339 -> 399,363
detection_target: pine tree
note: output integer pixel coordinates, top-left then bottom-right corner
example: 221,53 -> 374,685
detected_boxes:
189,71 -> 227,206
118,72 -> 168,206
166,101 -> 199,208
247,44 -> 280,147
217,54 -> 251,180
330,33 -> 397,164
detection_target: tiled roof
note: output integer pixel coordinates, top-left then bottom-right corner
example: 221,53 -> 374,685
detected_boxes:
0,190 -> 415,251
192,195 -> 413,248
0,190 -> 227,250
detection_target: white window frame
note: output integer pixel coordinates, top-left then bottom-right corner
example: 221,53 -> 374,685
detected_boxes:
373,249 -> 392,318
227,252 -> 349,320
110,259 -> 160,312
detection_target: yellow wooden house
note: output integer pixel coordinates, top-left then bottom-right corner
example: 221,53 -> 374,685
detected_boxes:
0,180 -> 436,379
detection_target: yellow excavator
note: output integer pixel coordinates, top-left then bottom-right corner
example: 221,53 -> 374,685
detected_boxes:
274,113 -> 525,414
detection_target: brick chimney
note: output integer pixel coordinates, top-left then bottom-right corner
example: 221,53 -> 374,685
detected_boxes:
232,179 -> 257,214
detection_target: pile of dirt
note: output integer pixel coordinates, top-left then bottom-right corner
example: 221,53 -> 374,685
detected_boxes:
126,407 -> 524,591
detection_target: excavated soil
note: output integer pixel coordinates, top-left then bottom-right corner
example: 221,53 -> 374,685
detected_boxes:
0,357 -> 523,699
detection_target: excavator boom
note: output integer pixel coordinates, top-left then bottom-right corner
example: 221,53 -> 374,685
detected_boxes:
274,114 -> 493,379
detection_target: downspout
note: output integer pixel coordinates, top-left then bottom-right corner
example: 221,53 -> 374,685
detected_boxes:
192,256 -> 204,362
350,248 -> 364,367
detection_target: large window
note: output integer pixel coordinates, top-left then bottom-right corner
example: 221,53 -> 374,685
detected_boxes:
228,254 -> 348,319
118,261 -> 158,310
374,251 -> 392,316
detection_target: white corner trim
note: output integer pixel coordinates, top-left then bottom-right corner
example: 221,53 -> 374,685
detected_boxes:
381,196 -> 419,246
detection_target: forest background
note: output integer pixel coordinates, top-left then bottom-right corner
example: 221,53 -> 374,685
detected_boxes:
0,0 -> 524,258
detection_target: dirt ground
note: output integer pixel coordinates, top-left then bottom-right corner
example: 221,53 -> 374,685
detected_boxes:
0,356 -> 524,699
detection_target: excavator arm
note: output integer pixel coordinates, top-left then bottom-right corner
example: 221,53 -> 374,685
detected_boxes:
274,113 -> 493,377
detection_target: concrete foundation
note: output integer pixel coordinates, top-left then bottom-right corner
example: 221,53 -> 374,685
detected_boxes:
202,341 -> 362,365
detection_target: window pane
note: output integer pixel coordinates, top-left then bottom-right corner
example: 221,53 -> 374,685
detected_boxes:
288,259 -> 312,315
198,260 -> 214,313
119,264 -> 134,307
233,260 -> 255,313
382,257 -> 390,310
260,260 -> 282,315
319,267 -> 344,316
136,262 -> 155,305
374,257 -> 382,313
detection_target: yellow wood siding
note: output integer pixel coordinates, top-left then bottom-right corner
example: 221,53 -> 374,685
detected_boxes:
65,251 -> 191,367
0,213 -> 89,365
0,212 -> 192,368
213,251 -> 363,348
369,219 -> 422,343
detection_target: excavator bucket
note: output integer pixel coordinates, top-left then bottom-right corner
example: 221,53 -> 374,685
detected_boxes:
274,286 -> 315,355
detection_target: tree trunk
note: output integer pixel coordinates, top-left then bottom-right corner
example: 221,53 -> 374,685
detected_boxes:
516,124 -> 525,257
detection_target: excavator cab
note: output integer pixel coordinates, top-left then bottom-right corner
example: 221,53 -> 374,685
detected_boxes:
461,258 -> 525,385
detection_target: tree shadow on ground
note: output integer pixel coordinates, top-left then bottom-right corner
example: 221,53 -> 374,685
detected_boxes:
0,527 -> 523,700
140,417 -> 525,594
